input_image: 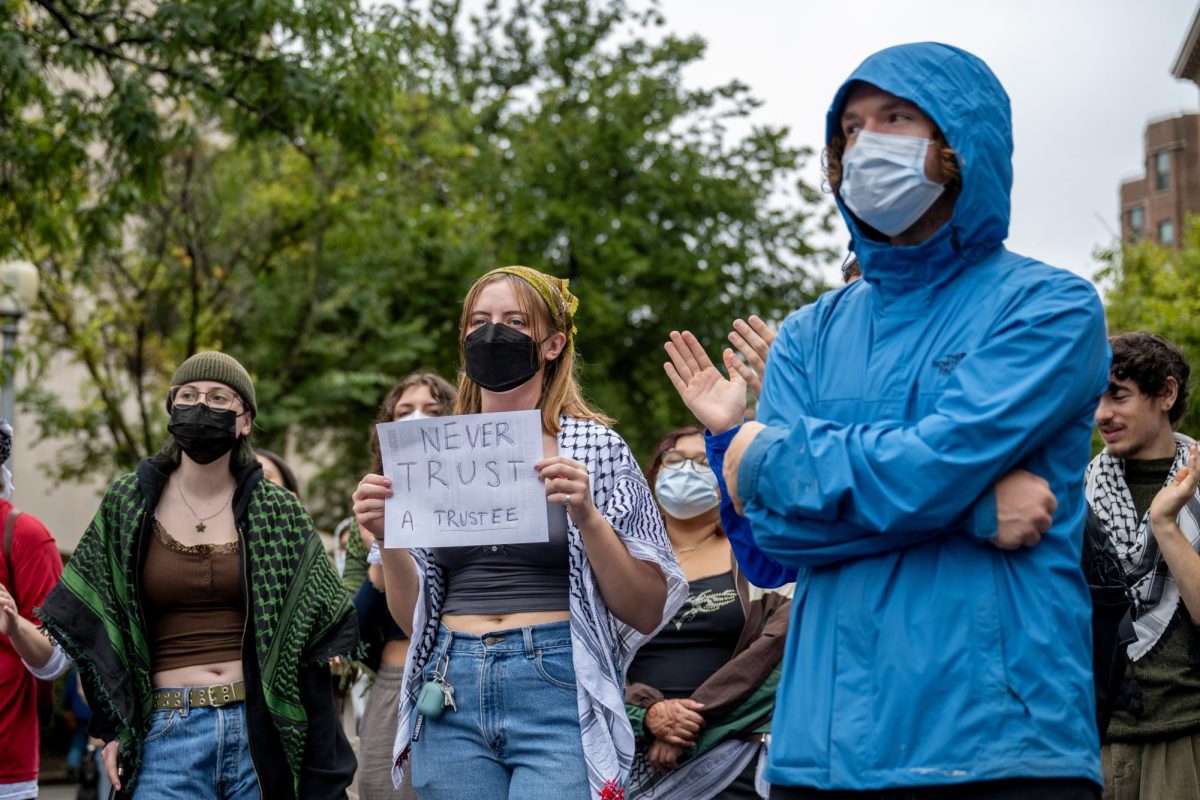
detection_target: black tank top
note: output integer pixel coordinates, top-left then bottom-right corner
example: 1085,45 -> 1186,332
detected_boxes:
434,504 -> 570,615
626,571 -> 743,697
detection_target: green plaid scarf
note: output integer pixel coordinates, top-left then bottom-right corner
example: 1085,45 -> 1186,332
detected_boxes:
39,461 -> 358,794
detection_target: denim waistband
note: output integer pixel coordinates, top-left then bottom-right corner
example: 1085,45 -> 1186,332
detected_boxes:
435,619 -> 572,656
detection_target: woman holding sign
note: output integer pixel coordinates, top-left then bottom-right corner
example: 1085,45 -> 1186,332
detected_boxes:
353,267 -> 687,799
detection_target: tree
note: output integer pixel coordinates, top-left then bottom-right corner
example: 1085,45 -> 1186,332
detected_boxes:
445,0 -> 830,451
4,0 -> 400,477
1096,215 -> 1200,430
7,0 -> 832,527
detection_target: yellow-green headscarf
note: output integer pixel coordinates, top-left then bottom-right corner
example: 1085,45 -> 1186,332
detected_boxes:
483,266 -> 579,346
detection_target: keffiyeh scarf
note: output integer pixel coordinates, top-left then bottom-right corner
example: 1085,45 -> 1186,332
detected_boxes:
392,417 -> 687,796
39,461 -> 359,793
1086,433 -> 1200,660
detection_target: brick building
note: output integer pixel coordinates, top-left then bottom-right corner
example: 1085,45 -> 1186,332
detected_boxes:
1118,113 -> 1200,246
1118,9 -> 1200,247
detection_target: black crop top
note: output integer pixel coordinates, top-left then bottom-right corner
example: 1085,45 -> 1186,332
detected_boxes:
434,504 -> 570,615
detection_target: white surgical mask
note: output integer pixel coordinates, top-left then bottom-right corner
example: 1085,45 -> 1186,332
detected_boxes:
397,409 -> 430,422
655,462 -> 720,520
839,130 -> 945,237
334,549 -> 347,578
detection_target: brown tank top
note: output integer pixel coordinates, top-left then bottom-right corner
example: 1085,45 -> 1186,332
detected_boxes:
143,519 -> 245,671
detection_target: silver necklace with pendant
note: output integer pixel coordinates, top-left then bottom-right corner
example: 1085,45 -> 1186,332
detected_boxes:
177,480 -> 235,533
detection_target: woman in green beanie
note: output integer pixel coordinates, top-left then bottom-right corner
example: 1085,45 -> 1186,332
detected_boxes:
40,351 -> 360,799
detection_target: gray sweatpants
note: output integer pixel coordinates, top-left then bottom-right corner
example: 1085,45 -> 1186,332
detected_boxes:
358,664 -> 417,800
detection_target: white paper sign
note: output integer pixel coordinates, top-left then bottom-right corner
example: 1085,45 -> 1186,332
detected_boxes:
377,409 -> 550,549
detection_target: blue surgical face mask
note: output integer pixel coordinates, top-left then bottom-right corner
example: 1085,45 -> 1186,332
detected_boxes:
654,462 -> 720,520
838,130 -> 945,237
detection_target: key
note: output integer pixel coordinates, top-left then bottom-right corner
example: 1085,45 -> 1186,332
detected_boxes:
440,680 -> 457,713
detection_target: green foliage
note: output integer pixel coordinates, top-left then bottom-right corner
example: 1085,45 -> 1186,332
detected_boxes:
5,0 -> 832,528
1096,215 -> 1200,431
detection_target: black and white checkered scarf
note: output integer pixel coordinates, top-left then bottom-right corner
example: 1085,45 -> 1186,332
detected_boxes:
1086,433 -> 1200,660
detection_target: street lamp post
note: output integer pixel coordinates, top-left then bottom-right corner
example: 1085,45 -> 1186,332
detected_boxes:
0,260 -> 41,447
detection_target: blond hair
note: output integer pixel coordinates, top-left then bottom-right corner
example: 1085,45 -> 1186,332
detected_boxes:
454,272 -> 613,434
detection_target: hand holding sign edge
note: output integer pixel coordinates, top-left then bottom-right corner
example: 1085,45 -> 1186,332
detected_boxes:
536,456 -> 599,528
352,473 -> 393,540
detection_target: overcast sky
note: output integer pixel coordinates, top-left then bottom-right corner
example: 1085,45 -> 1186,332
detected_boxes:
656,0 -> 1200,283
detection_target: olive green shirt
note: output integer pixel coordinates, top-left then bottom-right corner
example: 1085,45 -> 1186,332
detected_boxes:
1107,457 -> 1200,742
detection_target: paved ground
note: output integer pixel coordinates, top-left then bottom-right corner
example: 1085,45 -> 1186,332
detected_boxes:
38,784 -> 81,800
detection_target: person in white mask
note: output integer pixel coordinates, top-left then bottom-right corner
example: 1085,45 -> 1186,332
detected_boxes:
830,82 -> 960,243
624,427 -> 791,800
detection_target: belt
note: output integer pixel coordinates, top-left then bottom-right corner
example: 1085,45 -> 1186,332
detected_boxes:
152,680 -> 246,709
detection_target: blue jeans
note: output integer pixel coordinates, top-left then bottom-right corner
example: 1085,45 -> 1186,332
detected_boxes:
132,692 -> 260,800
410,621 -> 589,800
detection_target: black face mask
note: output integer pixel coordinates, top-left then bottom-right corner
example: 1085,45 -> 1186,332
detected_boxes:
464,322 -> 543,393
168,404 -> 241,464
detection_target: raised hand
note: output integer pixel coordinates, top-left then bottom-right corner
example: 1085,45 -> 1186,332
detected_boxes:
1151,442 -> 1199,530
0,583 -> 18,638
726,315 -> 777,399
663,331 -> 747,435
1148,442 -> 1200,624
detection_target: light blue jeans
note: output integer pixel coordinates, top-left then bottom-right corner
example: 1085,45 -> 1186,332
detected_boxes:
131,692 -> 260,800
410,621 -> 589,800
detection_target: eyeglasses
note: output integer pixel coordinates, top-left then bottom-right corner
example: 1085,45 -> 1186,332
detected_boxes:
661,451 -> 709,470
171,387 -> 242,412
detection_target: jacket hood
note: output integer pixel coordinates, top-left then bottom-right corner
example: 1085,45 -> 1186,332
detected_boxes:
826,42 -> 1012,289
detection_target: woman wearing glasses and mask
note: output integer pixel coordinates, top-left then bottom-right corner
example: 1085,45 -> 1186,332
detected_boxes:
625,427 -> 792,800
41,352 -> 359,800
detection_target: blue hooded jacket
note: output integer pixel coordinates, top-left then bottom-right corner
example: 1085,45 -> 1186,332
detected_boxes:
706,43 -> 1109,789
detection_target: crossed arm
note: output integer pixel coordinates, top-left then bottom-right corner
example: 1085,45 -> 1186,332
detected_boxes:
665,319 -> 1067,568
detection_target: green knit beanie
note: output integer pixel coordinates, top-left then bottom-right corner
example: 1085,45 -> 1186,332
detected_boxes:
170,351 -> 257,418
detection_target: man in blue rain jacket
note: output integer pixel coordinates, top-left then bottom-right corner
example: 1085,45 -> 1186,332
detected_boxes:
664,43 -> 1109,798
